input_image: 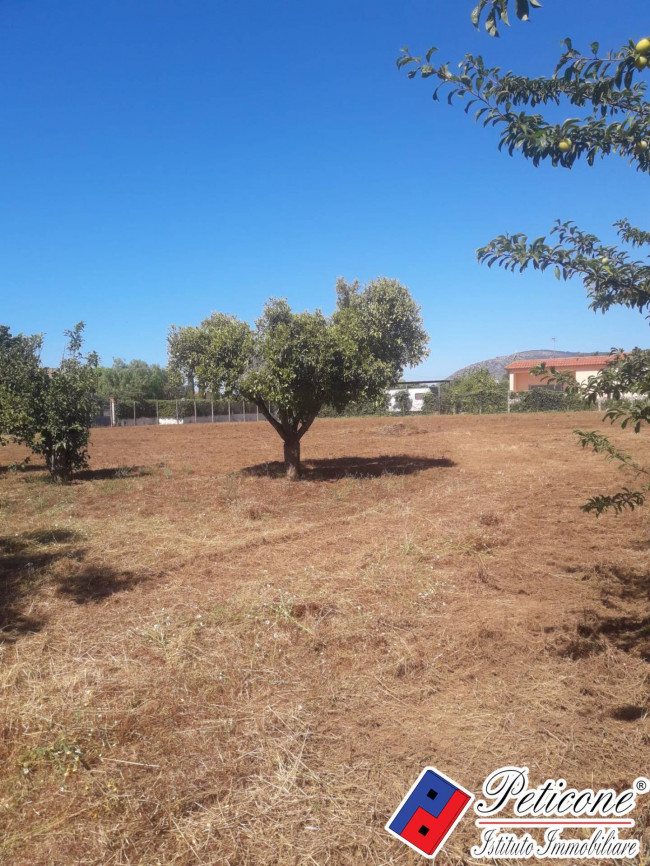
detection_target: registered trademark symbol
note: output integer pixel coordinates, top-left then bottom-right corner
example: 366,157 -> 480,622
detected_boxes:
634,777 -> 649,793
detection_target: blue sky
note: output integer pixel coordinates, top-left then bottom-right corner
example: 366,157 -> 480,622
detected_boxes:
1,0 -> 648,377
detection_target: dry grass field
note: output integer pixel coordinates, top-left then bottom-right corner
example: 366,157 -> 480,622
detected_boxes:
0,413 -> 648,865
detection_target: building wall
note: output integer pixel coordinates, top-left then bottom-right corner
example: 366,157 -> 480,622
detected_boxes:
575,370 -> 602,386
510,370 -> 571,391
509,367 -> 605,393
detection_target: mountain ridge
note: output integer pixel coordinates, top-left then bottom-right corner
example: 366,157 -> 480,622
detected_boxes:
448,349 -> 607,381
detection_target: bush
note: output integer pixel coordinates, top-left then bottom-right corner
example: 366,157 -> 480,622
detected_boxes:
511,389 -> 592,413
319,397 -> 389,417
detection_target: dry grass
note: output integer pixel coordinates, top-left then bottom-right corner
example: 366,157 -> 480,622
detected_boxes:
0,413 -> 648,865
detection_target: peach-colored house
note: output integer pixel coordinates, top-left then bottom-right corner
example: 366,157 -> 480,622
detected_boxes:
505,355 -> 612,392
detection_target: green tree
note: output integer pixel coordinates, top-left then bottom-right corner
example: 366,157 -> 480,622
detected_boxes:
0,323 -> 98,482
0,326 -> 43,448
441,368 -> 508,414
392,389 -> 413,414
420,387 -> 440,414
167,325 -> 202,397
398,6 -> 650,512
95,359 -> 182,418
169,277 -> 429,478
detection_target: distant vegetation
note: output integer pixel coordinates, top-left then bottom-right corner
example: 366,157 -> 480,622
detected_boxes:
95,359 -> 185,420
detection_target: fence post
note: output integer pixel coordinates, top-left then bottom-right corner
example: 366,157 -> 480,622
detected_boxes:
194,400 -> 197,424
156,400 -> 159,424
242,400 -> 245,421
228,400 -> 231,422
175,400 -> 179,423
256,405 -> 259,422
133,401 -> 136,426
211,400 -> 214,423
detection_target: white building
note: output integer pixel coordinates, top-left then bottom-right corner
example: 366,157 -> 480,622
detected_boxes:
387,380 -> 449,413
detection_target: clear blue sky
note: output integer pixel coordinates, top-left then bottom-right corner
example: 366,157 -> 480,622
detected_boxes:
1,0 -> 648,377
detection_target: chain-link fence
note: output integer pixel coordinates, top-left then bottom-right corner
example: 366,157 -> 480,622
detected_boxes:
92,399 -> 264,427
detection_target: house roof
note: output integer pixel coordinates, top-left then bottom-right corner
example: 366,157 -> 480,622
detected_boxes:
505,355 -> 613,372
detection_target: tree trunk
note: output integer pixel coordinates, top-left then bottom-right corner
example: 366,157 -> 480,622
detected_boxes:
49,449 -> 72,483
283,435 -> 301,480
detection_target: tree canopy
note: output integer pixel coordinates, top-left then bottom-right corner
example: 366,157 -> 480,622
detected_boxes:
168,278 -> 429,478
0,323 -> 98,482
0,326 -> 43,449
441,369 -> 508,415
95,358 -> 182,406
399,6 -> 650,513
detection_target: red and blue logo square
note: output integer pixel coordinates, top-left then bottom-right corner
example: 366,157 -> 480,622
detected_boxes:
385,767 -> 474,858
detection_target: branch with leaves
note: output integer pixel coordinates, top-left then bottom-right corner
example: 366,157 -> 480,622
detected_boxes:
471,0 -> 542,37
573,429 -> 650,515
477,218 -> 650,314
398,5 -> 650,513
397,39 -> 650,170
526,350 -> 650,513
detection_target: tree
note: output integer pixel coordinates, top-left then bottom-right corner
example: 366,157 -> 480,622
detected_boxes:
420,387 -> 440,414
167,325 -> 202,397
398,6 -> 650,512
95,358 -> 183,418
393,390 -> 413,414
0,326 -> 43,448
0,323 -> 98,482
441,368 -> 508,414
169,278 -> 429,478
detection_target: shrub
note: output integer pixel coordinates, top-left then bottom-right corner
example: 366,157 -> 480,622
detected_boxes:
511,389 -> 591,413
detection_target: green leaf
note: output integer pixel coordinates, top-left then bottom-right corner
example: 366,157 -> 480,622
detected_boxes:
515,0 -> 530,21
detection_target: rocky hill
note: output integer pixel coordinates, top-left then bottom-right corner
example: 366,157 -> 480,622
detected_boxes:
448,350 -> 605,381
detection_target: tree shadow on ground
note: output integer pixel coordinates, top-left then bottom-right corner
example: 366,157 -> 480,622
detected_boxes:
575,564 -> 650,662
240,455 -> 456,481
0,533 -> 74,640
56,566 -> 151,603
0,463 -> 44,476
74,465 -> 149,481
1,530 -> 150,641
578,615 -> 650,662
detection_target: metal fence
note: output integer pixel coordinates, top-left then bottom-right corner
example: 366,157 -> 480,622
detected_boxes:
92,399 -> 264,427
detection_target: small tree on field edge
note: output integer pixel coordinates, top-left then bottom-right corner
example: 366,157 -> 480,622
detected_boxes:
0,322 -> 99,482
